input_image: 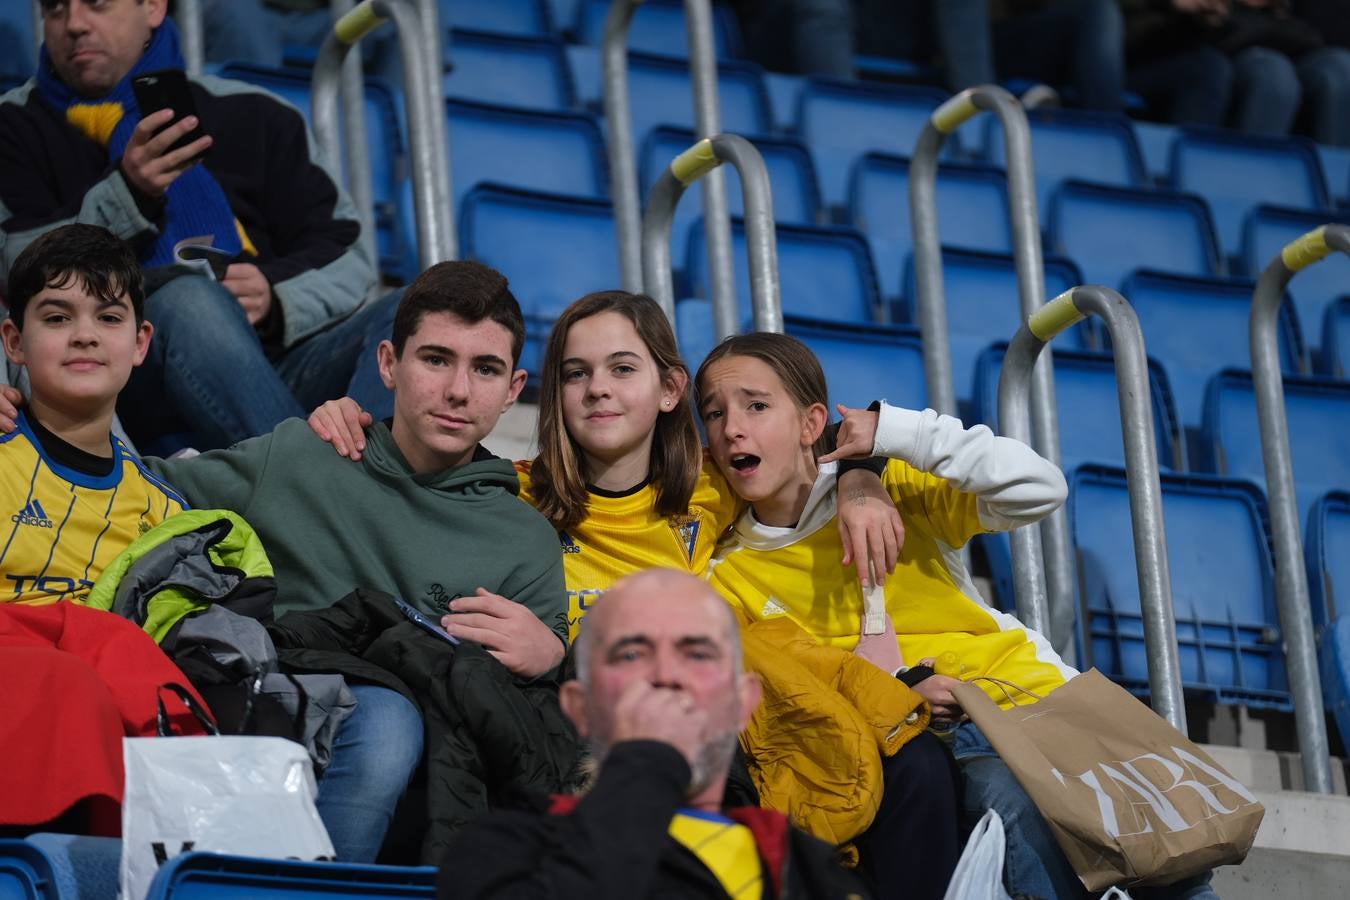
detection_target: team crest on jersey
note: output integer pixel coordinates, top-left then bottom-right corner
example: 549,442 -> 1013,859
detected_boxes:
672,517 -> 700,562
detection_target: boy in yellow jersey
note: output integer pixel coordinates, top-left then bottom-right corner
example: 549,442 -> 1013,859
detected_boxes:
1,223 -> 186,605
439,569 -> 871,899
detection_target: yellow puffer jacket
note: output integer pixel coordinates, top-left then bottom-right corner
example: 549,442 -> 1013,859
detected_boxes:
739,616 -> 929,852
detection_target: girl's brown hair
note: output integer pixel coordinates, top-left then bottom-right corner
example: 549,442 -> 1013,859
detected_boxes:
531,291 -> 702,531
695,332 -> 832,459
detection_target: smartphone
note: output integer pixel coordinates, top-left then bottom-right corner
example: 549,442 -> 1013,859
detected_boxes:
394,598 -> 461,647
131,68 -> 208,157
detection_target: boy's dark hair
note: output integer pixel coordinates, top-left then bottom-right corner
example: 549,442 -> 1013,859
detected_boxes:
391,260 -> 525,366
6,224 -> 145,329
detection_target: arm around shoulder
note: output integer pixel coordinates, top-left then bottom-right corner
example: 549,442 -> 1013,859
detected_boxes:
872,403 -> 1067,529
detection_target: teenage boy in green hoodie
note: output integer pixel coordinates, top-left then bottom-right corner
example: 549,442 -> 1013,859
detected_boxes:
136,259 -> 564,863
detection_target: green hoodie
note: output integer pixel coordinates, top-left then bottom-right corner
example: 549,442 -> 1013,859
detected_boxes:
145,419 -> 567,644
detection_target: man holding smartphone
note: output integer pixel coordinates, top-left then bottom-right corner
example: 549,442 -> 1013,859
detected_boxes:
0,0 -> 390,453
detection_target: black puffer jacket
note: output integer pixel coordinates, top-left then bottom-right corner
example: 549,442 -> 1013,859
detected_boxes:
267,588 -> 584,863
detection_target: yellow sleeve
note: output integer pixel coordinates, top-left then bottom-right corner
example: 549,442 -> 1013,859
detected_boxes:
884,458 -> 985,550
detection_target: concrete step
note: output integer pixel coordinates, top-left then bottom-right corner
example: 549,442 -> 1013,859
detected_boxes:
1199,743 -> 1349,794
1210,788 -> 1350,900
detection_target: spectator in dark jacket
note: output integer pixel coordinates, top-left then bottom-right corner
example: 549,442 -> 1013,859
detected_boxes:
438,569 -> 874,900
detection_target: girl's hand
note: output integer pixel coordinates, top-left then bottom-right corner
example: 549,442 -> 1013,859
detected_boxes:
818,404 -> 879,463
308,397 -> 373,460
837,468 -> 904,588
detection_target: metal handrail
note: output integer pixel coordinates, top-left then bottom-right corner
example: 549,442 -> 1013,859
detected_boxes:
911,85 -> 1077,660
642,135 -> 781,334
32,3 -> 43,57
319,0 -> 376,276
999,285 -> 1187,733
601,0 -> 644,293
313,0 -> 450,271
1249,224 -> 1350,794
178,0 -> 204,76
413,0 -> 453,258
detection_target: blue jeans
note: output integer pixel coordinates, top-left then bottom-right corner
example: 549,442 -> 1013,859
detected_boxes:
951,722 -> 1218,900
316,685 -> 424,863
119,275 -> 398,452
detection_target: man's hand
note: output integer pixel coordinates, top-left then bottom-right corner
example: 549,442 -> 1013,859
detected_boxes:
835,467 -> 903,588
222,263 -> 273,324
0,385 -> 21,434
443,588 -> 567,678
609,679 -> 708,774
309,397 -> 373,460
911,657 -> 965,725
120,109 -> 213,199
818,403 -> 879,464
854,614 -> 903,675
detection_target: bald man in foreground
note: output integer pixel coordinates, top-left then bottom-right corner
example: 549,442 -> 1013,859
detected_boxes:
437,568 -> 872,899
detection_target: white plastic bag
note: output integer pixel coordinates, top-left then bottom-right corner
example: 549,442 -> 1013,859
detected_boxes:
120,735 -> 334,899
943,809 -> 1014,900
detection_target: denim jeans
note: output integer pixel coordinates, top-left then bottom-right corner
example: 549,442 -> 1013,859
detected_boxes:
315,685 -> 424,863
118,275 -> 399,452
951,722 -> 1218,900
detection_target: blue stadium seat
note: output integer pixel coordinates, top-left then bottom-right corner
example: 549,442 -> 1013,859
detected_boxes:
575,0 -> 742,59
784,318 -> 928,412
899,249 -> 1086,415
0,5 -> 34,85
686,219 -> 881,328
1307,490 -> 1350,631
1322,296 -> 1350,378
640,127 -> 821,276
445,29 -> 574,111
1133,120 -> 1177,186
848,154 -> 1011,301
1322,615 -> 1350,755
445,99 -> 607,208
1319,144 -> 1350,206
1171,128 -> 1331,262
1201,369 -> 1350,523
1071,465 -> 1290,709
144,852 -> 436,899
974,345 -> 1183,473
214,63 -> 411,280
0,840 -> 59,900
625,53 -> 772,149
1119,270 -> 1304,447
674,298 -> 717,376
983,108 -> 1148,218
1242,205 -> 1350,366
794,79 -> 952,212
1048,180 -> 1222,290
764,71 -> 805,135
441,0 -> 552,36
459,185 -> 618,376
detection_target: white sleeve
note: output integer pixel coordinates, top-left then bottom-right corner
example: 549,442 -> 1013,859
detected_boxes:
871,403 -> 1067,531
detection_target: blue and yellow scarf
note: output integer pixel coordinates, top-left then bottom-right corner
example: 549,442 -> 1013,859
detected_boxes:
35,19 -> 248,267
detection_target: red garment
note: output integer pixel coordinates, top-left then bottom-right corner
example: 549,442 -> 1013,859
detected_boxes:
0,603 -> 211,831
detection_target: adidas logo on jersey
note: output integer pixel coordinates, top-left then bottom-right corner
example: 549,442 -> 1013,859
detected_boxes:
11,499 -> 53,528
559,532 -> 581,554
762,596 -> 787,617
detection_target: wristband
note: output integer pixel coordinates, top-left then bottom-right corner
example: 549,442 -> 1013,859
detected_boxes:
898,664 -> 934,687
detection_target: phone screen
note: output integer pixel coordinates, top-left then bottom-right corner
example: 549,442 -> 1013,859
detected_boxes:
131,68 -> 208,157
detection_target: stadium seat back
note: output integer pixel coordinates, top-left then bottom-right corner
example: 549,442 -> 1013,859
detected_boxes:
445,99 -> 607,208
1307,491 -> 1350,630
1049,180 -> 1221,290
143,852 -> 436,899
974,345 -> 1182,473
795,79 -> 951,211
1322,296 -> 1350,378
445,29 -> 574,111
459,185 -> 618,375
0,839 -> 59,900
848,154 -> 1011,301
674,298 -> 717,376
625,53 -> 771,148
1071,466 -> 1289,708
0,6 -> 34,85
1172,128 -> 1330,260
442,0 -> 552,36
785,318 -> 928,412
900,250 -> 1085,413
686,219 -> 880,327
1119,270 -> 1303,437
576,0 -> 741,59
984,108 -> 1147,216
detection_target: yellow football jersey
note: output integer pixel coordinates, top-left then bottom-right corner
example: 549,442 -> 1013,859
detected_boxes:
708,460 -> 1074,709
1,416 -> 188,606
516,456 -> 741,640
